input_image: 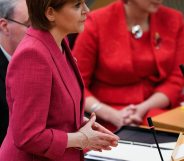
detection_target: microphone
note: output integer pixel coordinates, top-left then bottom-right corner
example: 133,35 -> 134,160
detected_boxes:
179,64 -> 184,76
147,117 -> 164,161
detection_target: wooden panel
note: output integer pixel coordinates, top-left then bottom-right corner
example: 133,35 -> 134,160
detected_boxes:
90,0 -> 115,10
164,0 -> 184,13
88,0 -> 184,13
153,107 -> 184,133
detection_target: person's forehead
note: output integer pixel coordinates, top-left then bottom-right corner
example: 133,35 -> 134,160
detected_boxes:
12,0 -> 28,18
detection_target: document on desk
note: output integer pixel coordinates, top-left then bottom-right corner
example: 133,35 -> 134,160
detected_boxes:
85,143 -> 173,161
152,142 -> 176,150
174,144 -> 184,160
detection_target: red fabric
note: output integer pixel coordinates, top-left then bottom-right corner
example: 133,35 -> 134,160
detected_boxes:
73,0 -> 184,127
0,28 -> 84,161
130,31 -> 157,79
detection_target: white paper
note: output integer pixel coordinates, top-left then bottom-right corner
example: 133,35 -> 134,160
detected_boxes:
85,155 -> 119,161
175,144 -> 184,159
152,142 -> 176,150
86,143 -> 173,161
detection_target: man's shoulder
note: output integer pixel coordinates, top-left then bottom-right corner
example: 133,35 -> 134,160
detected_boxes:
14,35 -> 49,58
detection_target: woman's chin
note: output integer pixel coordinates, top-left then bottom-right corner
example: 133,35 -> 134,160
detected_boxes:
76,26 -> 85,33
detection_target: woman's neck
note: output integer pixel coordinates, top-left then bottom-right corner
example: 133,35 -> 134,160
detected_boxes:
124,3 -> 149,31
49,27 -> 66,51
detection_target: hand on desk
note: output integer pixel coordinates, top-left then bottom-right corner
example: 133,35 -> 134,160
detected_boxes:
123,104 -> 148,126
79,113 -> 119,151
95,103 -> 136,128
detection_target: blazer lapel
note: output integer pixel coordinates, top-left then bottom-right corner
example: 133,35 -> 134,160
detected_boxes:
62,40 -> 84,89
62,40 -> 85,124
26,28 -> 84,128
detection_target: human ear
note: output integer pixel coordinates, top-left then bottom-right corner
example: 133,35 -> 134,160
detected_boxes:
0,18 -> 9,35
45,7 -> 56,22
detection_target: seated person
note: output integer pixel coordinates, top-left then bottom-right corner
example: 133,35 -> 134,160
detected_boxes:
73,0 -> 184,131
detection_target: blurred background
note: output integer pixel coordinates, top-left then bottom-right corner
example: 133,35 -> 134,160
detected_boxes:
68,0 -> 184,49
87,0 -> 184,13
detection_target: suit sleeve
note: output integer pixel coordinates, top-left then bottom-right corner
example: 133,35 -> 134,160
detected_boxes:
73,15 -> 98,97
154,16 -> 184,106
6,46 -> 67,160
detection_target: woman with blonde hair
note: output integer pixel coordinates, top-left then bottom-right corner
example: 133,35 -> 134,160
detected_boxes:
73,0 -> 184,131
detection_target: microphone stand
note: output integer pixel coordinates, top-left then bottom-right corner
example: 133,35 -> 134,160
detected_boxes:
147,117 -> 164,161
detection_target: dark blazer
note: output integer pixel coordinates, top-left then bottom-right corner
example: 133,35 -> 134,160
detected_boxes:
0,27 -> 84,161
0,48 -> 9,145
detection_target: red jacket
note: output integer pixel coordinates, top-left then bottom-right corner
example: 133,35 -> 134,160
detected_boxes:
73,0 -> 184,108
0,28 -> 84,161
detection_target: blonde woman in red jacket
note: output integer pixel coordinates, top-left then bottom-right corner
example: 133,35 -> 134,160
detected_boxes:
73,0 -> 184,131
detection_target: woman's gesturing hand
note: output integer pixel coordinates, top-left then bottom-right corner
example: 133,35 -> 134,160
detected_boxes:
78,113 -> 119,151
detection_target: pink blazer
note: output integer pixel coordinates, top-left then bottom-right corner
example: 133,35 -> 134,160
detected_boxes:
0,28 -> 84,161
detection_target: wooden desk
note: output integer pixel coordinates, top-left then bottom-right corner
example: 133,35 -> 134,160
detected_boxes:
153,107 -> 184,133
85,126 -> 179,161
90,0 -> 114,10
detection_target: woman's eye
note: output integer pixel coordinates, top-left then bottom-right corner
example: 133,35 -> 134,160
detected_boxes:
75,2 -> 81,8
